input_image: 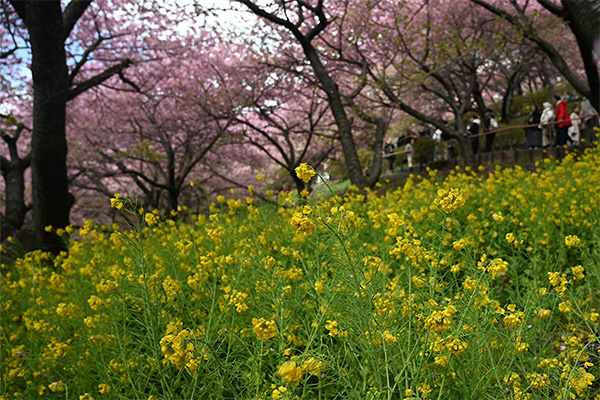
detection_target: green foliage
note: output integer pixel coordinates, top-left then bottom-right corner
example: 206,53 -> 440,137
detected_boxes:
328,148 -> 375,181
115,141 -> 164,163
2,148 -> 600,399
413,137 -> 435,164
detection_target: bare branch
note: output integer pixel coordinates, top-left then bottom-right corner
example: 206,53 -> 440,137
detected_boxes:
62,0 -> 93,40
67,59 -> 134,100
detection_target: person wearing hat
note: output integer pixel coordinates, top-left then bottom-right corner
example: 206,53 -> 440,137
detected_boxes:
540,101 -> 554,147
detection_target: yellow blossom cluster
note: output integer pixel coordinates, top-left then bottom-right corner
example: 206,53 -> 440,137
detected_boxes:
424,305 -> 457,332
252,318 -> 277,340
290,212 -> 316,234
160,320 -> 199,373
564,234 -> 581,248
433,188 -> 465,213
294,163 -> 316,183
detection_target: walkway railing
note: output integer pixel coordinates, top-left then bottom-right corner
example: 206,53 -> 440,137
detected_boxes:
382,113 -> 599,159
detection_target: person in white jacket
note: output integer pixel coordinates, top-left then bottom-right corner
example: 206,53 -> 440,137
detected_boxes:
568,105 -> 581,145
540,102 -> 554,147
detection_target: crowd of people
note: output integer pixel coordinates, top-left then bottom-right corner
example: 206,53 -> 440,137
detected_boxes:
383,95 -> 599,170
524,96 -> 597,149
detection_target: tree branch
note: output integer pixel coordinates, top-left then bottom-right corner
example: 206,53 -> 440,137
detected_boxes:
69,35 -> 108,85
62,0 -> 93,40
0,46 -> 18,59
7,1 -> 26,24
469,0 -> 590,100
67,59 -> 133,100
535,0 -> 564,17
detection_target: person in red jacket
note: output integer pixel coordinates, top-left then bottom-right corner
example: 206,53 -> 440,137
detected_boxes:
553,94 -> 572,146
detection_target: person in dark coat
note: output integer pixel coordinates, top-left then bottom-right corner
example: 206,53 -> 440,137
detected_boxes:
483,109 -> 498,152
384,141 -> 396,171
524,104 -> 542,149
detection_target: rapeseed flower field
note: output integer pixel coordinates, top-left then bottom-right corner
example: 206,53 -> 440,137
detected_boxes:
1,149 -> 599,399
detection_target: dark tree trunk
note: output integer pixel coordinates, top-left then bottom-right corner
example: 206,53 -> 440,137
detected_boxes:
501,66 -> 526,123
167,151 -> 179,213
1,123 -> 30,240
456,134 -> 475,167
1,158 -> 29,240
501,90 -> 514,123
24,2 -> 72,253
560,0 -> 600,112
168,188 -> 179,214
235,0 -> 368,189
292,174 -> 307,194
453,119 -> 475,167
8,1 -> 94,253
366,117 -> 387,187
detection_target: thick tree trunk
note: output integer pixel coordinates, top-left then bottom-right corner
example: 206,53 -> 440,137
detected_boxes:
561,0 -> 600,112
456,134 -> 475,167
453,119 -> 475,166
27,2 -> 72,253
292,175 -> 306,194
1,161 -> 28,240
1,124 -> 30,240
500,66 -> 526,123
501,90 -> 514,123
366,117 -> 387,187
168,188 -> 179,214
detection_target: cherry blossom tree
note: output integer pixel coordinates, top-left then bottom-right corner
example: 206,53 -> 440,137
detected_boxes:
337,0 -> 504,164
1,0 -> 200,251
1,0 -> 133,252
68,36 -> 247,218
205,62 -> 337,193
230,0 -> 390,189
469,0 -> 600,112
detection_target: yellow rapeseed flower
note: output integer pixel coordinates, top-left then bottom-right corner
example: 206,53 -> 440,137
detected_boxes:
564,235 -> 581,248
434,188 -> 465,213
277,361 -> 302,386
571,265 -> 585,280
98,383 -> 111,394
302,357 -> 326,376
290,212 -> 316,234
48,381 -> 65,393
145,213 -> 158,226
295,163 -> 316,183
110,193 -> 123,210
252,318 -> 277,340
538,309 -> 551,318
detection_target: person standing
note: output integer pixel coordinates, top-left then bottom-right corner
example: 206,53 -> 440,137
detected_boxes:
405,138 -> 415,170
468,115 -> 480,155
580,98 -> 597,143
384,141 -> 396,171
568,105 -> 581,146
433,126 -> 443,161
483,109 -> 498,152
554,95 -> 572,146
524,104 -> 542,149
540,102 -> 554,147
